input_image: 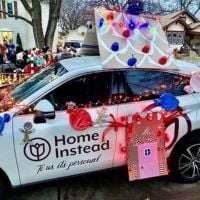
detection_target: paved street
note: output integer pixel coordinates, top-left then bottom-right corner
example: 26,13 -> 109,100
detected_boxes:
9,167 -> 200,200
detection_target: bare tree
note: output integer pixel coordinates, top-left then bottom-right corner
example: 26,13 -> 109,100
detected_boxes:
88,0 -> 200,18
175,0 -> 200,16
0,0 -> 62,48
59,0 -> 92,32
88,0 -> 128,10
143,0 -> 200,16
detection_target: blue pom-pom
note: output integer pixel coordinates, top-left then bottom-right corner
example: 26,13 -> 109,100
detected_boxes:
99,18 -> 104,28
159,93 -> 179,111
128,22 -> 136,30
0,117 -> 4,135
127,0 -> 144,15
139,22 -> 149,29
111,42 -> 119,51
3,113 -> 10,123
127,57 -> 137,67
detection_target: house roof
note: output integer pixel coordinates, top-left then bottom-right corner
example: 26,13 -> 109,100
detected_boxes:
158,9 -> 200,33
189,22 -> 200,29
163,9 -> 199,23
162,10 -> 185,21
188,31 -> 200,34
188,23 -> 200,33
160,16 -> 191,30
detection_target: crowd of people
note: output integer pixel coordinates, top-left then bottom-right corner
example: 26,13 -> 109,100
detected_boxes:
0,40 -> 56,74
0,41 -> 77,86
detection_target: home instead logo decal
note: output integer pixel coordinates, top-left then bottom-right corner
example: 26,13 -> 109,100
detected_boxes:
24,133 -> 110,162
24,138 -> 51,161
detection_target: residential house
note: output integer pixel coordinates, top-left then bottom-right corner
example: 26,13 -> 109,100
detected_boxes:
159,9 -> 200,55
0,0 -> 58,50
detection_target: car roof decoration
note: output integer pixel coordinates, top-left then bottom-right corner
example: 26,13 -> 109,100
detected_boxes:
91,8 -> 179,70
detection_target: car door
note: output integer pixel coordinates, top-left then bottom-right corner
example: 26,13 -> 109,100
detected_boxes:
169,73 -> 199,147
113,70 -> 198,167
13,71 -> 118,185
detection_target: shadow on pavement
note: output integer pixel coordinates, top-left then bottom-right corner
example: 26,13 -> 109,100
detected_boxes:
9,167 -> 200,200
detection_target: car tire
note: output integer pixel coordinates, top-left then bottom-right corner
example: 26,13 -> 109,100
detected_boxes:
0,176 -> 9,200
169,133 -> 200,183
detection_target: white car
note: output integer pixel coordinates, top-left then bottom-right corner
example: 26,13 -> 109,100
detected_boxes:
0,56 -> 199,198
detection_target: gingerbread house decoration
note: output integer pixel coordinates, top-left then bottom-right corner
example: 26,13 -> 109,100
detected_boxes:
127,112 -> 168,181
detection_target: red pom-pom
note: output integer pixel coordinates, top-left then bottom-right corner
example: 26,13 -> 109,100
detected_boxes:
69,109 -> 93,131
159,56 -> 168,65
119,22 -> 124,28
113,6 -> 120,12
106,12 -> 114,22
142,45 -> 150,53
120,147 -> 127,154
122,29 -> 130,38
120,116 -> 126,122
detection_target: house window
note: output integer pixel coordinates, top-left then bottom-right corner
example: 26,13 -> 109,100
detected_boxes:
7,3 -> 13,15
178,32 -> 184,44
14,1 -> 18,16
167,32 -> 172,44
166,31 -> 184,45
2,0 -> 6,19
172,32 -> 177,44
0,32 -> 13,44
0,4 -> 2,19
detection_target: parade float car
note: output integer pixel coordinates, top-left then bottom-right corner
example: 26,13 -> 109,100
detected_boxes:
0,8 -> 200,199
0,55 -> 199,198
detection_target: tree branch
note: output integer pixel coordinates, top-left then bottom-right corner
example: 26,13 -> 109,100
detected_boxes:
20,0 -> 32,16
0,10 -> 32,25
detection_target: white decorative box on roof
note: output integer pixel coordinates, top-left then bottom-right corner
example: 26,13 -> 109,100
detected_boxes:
94,8 -> 179,70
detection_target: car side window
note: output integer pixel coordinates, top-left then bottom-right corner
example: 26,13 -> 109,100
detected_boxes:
45,72 -> 113,110
122,70 -> 174,101
172,74 -> 190,96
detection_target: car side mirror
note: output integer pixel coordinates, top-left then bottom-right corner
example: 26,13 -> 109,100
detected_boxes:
33,99 -> 55,123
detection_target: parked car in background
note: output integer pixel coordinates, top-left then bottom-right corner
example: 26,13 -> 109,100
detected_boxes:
63,41 -> 82,56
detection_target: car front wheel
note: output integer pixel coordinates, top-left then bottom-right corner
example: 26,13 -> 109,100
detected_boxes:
169,134 -> 200,183
0,176 -> 9,199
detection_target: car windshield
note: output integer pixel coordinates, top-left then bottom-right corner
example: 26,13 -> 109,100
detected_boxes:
10,62 -> 67,104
